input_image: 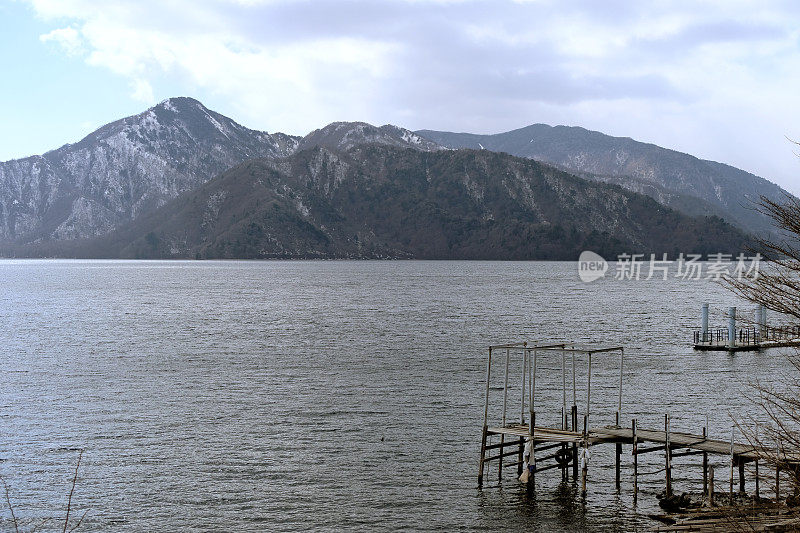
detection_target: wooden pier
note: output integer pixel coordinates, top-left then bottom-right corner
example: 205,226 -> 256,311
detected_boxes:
693,326 -> 800,352
692,303 -> 800,352
478,341 -> 800,508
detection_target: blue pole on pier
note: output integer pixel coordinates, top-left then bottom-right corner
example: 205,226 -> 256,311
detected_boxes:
702,303 -> 709,342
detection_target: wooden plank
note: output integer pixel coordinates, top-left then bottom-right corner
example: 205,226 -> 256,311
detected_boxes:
486,424 -> 800,467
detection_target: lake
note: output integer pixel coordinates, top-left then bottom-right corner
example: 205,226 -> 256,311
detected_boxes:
0,260 -> 787,531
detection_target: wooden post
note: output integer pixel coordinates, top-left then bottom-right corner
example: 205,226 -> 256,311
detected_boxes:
518,345 -> 527,478
478,347 -> 492,487
531,349 -> 537,472
615,411 -> 621,490
581,414 -> 588,497
709,466 -> 715,505
739,461 -> 745,494
755,460 -> 759,499
665,414 -> 672,497
530,411 -> 536,477
478,425 -> 489,488
776,466 -> 781,501
776,439 -> 781,502
560,349 -> 567,480
572,405 -> 578,480
632,418 -> 638,499
730,428 -> 734,503
702,426 -> 708,496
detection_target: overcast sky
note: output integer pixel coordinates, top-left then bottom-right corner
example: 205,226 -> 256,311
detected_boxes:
2,0 -> 800,192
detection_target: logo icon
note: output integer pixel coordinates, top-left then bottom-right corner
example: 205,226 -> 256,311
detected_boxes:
578,251 -> 608,282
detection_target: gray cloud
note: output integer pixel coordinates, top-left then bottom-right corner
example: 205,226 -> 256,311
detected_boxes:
23,0 -> 800,190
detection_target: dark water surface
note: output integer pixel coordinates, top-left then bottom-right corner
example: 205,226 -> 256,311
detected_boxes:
0,260 -> 787,531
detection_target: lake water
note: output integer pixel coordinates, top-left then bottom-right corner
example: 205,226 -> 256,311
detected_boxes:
0,260 -> 788,531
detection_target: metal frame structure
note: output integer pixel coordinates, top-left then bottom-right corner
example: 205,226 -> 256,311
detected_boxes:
478,341 -> 624,487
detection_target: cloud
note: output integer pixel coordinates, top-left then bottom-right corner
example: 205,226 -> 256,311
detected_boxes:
39,26 -> 84,56
23,0 -> 800,190
130,78 -> 154,103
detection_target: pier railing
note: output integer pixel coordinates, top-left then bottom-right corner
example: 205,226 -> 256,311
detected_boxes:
693,325 -> 800,346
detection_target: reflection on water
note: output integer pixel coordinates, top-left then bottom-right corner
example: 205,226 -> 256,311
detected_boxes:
0,260 -> 787,531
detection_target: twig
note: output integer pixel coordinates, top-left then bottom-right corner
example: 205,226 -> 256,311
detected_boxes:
68,509 -> 88,533
31,517 -> 52,533
0,475 -> 19,533
63,450 -> 83,533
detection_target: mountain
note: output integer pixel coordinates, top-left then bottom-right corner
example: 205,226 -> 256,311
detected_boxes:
0,97 -> 300,243
297,122 -> 441,152
416,124 -> 790,236
11,144 -> 752,260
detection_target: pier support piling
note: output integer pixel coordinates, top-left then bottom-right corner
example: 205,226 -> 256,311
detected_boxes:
615,412 -> 621,490
776,439 -> 781,502
665,414 -> 673,497
709,466 -> 715,505
739,461 -> 745,494
702,426 -> 708,496
572,405 -> 578,480
581,415 -> 588,497
755,460 -> 760,499
632,418 -> 638,500
730,428 -> 735,502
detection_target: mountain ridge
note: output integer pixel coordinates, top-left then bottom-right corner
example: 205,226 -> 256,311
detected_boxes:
0,96 -> 787,258
416,124 -> 790,236
0,97 -> 300,243
3,143 -> 754,260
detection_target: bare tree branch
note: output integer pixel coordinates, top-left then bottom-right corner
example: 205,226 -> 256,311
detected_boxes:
0,476 -> 19,533
63,450 -> 83,533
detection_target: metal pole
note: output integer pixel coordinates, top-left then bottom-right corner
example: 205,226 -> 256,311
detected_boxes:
478,347 -> 493,486
618,348 -> 624,420
561,350 -> 567,429
571,351 -> 576,408
499,348 -> 510,479
702,303 -> 709,342
521,345 -> 527,424
532,350 -> 537,418
586,352 -> 592,430
482,348 -> 492,428
502,349 -> 510,426
728,307 -> 737,349
528,349 -> 533,437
